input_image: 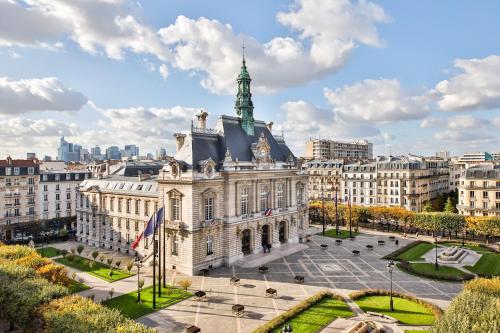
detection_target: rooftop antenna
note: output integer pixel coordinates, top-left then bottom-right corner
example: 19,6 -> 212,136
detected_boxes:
242,40 -> 246,64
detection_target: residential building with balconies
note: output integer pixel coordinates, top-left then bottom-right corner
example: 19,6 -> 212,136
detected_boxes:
457,164 -> 500,217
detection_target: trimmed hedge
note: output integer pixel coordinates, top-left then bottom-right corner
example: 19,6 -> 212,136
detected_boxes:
381,241 -> 431,261
397,260 -> 475,282
463,277 -> 500,297
252,290 -> 348,333
349,289 -> 443,320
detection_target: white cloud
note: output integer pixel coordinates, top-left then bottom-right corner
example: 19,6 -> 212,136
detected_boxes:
324,79 -> 430,123
434,130 -> 493,142
276,100 -> 380,154
1,0 -> 389,94
0,76 -> 87,114
432,55 -> 500,111
276,0 -> 388,68
93,105 -> 199,152
494,116 -> 500,128
0,117 -> 78,137
159,64 -> 169,79
0,0 -> 169,60
420,115 -> 486,130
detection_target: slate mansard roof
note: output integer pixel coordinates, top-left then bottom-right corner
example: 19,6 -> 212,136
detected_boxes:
175,115 -> 296,171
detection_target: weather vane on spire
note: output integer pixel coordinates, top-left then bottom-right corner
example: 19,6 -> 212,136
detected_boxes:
242,40 -> 246,63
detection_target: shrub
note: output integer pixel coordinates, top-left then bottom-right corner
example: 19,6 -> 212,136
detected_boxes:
177,278 -> 192,291
397,260 -> 475,282
92,251 -> 99,261
382,241 -> 430,261
39,295 -> 156,333
432,290 -> 500,333
252,290 -> 346,333
115,260 -> 121,269
126,261 -> 133,274
76,245 -> 84,255
99,255 -> 105,263
36,263 -> 71,286
349,289 -> 443,320
0,244 -> 36,260
464,277 -> 500,297
60,249 -> 68,257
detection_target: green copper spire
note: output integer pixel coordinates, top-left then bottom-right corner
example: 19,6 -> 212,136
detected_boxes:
235,48 -> 254,136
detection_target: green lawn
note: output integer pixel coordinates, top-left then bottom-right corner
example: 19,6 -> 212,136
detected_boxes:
36,246 -> 60,258
103,285 -> 192,319
55,255 -> 133,282
405,330 -> 431,333
441,242 -> 494,254
320,229 -> 360,239
464,253 -> 500,277
67,279 -> 91,293
396,243 -> 434,261
400,262 -> 471,280
271,297 -> 353,333
354,295 -> 435,325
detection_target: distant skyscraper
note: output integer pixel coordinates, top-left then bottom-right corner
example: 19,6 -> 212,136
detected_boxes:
26,152 -> 36,160
123,144 -> 139,157
90,146 -> 102,160
57,137 -> 82,162
106,146 -> 121,160
156,147 -> 167,160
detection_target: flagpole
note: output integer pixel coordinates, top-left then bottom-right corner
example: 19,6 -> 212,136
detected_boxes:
158,208 -> 162,298
163,194 -> 166,288
153,215 -> 157,309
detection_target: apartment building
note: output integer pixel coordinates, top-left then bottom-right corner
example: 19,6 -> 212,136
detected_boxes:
39,170 -> 91,221
305,139 -> 373,160
0,157 -> 39,240
457,164 -> 500,216
342,161 -> 377,206
305,159 -> 343,200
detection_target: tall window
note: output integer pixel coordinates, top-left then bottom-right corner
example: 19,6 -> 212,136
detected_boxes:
144,201 -> 149,216
206,235 -> 213,255
277,184 -> 284,209
118,198 -> 122,212
171,198 -> 180,220
126,199 -> 131,213
240,187 -> 249,216
204,197 -> 214,221
171,234 -> 178,255
260,186 -> 269,212
296,185 -> 304,205
110,197 -> 114,211
135,200 -> 140,215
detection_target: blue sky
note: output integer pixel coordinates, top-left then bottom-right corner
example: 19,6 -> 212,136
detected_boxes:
0,0 -> 499,158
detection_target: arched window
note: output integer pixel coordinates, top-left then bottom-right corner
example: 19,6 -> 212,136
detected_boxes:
277,184 -> 284,209
240,187 -> 249,216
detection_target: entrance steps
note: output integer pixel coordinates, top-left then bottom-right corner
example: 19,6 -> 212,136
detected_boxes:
235,243 -> 309,268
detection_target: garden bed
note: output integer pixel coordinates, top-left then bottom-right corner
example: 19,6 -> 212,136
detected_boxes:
319,229 -> 360,239
397,261 -> 474,282
253,290 -> 353,333
36,246 -> 61,258
55,255 -> 133,282
463,253 -> 500,277
103,285 -> 192,319
382,241 -> 432,261
350,289 -> 442,326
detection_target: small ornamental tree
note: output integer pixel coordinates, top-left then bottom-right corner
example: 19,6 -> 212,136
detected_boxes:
76,245 -> 84,256
115,260 -> 121,269
444,197 -> 456,213
91,251 -> 99,261
99,255 -> 105,263
178,278 -> 192,291
126,261 -> 133,274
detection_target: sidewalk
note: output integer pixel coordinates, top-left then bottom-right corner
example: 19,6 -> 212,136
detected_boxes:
236,242 -> 309,268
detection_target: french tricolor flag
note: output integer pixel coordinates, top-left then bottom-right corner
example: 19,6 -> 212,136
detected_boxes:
264,191 -> 273,216
132,207 -> 164,250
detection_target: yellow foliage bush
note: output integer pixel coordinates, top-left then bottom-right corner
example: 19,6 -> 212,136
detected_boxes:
37,263 -> 71,286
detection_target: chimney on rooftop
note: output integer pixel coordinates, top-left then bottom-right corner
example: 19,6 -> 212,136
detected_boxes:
196,110 -> 208,129
174,133 -> 187,152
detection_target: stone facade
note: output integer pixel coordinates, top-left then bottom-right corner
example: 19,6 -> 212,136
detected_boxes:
457,163 -> 500,216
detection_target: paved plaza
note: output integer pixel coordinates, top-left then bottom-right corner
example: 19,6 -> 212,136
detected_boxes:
137,227 -> 463,333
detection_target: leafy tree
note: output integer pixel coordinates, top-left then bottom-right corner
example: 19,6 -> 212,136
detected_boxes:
99,255 -> 105,263
423,203 -> 433,212
76,245 -> 84,256
91,251 -> 99,261
444,197 -> 456,213
126,261 -> 133,274
178,278 -> 192,291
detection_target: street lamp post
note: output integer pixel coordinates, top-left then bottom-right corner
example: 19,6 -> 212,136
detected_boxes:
321,180 -> 326,236
387,260 -> 395,312
135,253 -> 142,303
434,235 -> 439,270
334,181 -> 339,236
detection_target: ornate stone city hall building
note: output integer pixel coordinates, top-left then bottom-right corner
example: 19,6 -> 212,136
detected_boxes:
77,58 -> 308,275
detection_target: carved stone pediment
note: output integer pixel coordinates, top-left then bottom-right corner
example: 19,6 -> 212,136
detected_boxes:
252,133 -> 271,163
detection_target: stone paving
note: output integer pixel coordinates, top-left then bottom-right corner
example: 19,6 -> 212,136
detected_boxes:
136,227 -> 463,333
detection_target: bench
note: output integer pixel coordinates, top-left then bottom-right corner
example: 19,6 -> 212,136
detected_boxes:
266,288 -> 277,297
378,240 -> 385,246
389,236 -> 396,241
366,245 -> 373,250
352,250 -> 360,256
186,325 -> 201,333
294,275 -> 304,284
259,266 -> 268,274
199,268 -> 209,276
320,244 -> 328,250
194,290 -> 207,301
349,236 -> 355,241
230,276 -> 240,286
335,240 -> 342,245
232,304 -> 245,317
